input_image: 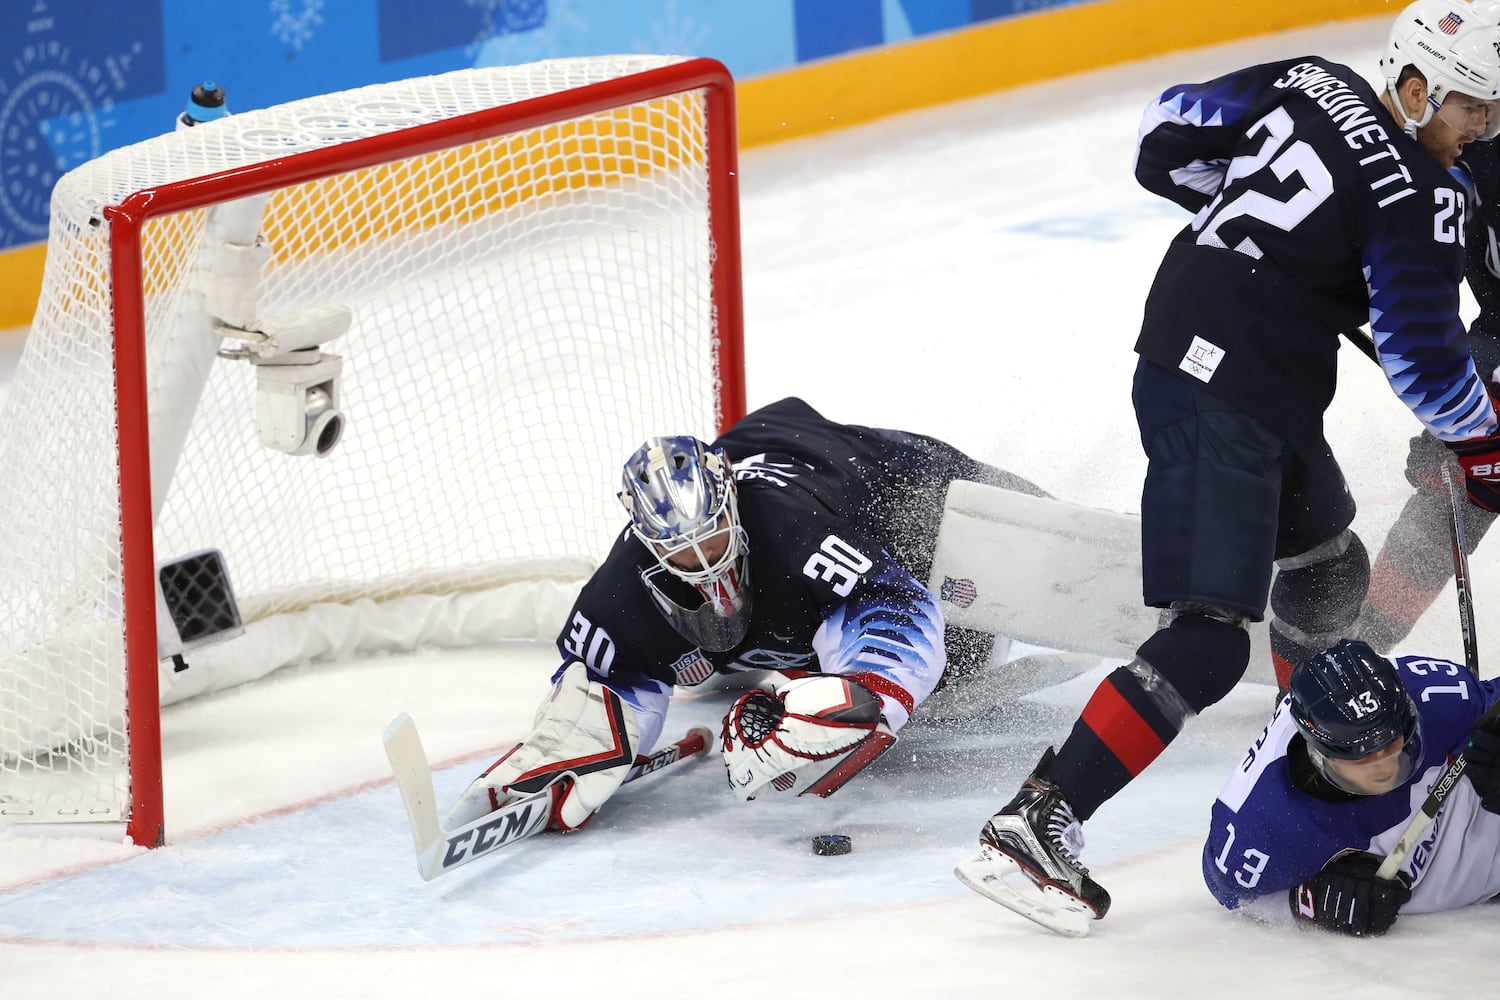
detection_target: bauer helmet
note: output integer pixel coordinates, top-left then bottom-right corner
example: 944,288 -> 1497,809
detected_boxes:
619,435 -> 751,651
1287,640 -> 1424,796
1381,0 -> 1500,137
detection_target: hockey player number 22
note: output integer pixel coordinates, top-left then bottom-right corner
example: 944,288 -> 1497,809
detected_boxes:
1194,106 -> 1333,257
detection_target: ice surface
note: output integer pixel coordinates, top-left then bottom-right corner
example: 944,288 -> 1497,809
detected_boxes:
4,15 -> 1498,999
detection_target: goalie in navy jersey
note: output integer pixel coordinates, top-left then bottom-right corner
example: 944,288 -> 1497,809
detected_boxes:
959,1 -> 1500,935
444,396 -> 1047,833
1204,639 -> 1500,936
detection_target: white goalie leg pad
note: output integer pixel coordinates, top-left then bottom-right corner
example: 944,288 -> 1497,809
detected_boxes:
928,481 -> 1276,685
446,661 -> 640,832
721,675 -> 895,800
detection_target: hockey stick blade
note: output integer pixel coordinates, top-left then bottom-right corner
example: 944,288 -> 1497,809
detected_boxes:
381,712 -> 536,880
382,715 -> 712,881
953,850 -> 1093,939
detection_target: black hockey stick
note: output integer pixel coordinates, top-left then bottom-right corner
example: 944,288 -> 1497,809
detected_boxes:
1336,325 -> 1493,879
1341,323 -> 1480,667
1442,462 -> 1481,674
1375,464 -> 1483,880
1341,326 -> 1379,364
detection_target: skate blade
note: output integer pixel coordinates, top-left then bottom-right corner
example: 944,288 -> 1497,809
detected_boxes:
953,850 -> 1094,939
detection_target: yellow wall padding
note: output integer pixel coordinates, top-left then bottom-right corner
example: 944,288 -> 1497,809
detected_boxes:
0,0 -> 1396,328
737,0 -> 1396,146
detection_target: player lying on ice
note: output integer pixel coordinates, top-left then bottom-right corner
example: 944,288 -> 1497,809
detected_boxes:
445,396 -> 1048,833
956,0 -> 1500,938
1204,639 -> 1500,936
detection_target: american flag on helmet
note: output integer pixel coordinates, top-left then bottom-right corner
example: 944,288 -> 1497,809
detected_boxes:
1440,10 -> 1465,34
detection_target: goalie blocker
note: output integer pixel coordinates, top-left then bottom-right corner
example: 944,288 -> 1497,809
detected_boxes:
926,480 -> 1273,684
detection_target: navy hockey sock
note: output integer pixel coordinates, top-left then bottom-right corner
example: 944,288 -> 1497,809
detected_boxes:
1044,612 -> 1249,820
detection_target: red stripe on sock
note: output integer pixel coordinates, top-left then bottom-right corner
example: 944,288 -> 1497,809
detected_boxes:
1080,678 -> 1168,778
1272,649 -> 1297,691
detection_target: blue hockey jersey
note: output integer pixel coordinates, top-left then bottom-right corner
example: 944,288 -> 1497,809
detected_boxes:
1204,654 -> 1500,918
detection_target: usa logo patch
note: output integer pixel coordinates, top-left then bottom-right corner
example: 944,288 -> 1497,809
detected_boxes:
670,650 -> 715,686
940,576 -> 977,608
1440,11 -> 1464,34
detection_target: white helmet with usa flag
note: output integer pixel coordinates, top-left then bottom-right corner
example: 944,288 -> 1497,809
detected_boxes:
1381,0 -> 1500,137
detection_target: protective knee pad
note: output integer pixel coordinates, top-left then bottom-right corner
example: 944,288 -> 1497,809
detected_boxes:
1134,608 -> 1251,714
1270,529 -> 1370,636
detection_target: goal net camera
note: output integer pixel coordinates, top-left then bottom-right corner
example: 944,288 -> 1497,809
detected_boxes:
0,55 -> 744,846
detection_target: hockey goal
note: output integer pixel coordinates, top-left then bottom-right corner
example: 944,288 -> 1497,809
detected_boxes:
0,55 -> 744,846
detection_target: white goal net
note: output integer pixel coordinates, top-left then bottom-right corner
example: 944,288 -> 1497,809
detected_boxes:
0,55 -> 743,844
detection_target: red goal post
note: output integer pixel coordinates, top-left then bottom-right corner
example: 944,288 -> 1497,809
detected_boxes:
1,56 -> 743,847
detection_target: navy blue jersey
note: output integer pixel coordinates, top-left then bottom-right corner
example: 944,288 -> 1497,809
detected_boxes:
1203,654 -> 1500,917
554,397 -> 1023,752
1134,58 -> 1495,457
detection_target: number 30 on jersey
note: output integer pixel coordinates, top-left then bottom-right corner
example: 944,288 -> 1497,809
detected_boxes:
803,535 -> 872,596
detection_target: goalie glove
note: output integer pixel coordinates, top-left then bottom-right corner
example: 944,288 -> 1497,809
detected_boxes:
1289,850 -> 1411,937
721,674 -> 896,800
446,661 -> 640,833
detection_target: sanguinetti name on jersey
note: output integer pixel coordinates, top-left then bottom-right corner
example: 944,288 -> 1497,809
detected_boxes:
1275,61 -> 1417,208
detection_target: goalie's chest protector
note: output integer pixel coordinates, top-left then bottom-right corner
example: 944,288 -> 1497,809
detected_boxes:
564,473 -> 891,689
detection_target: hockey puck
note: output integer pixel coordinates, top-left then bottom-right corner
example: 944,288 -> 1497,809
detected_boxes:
812,834 -> 852,856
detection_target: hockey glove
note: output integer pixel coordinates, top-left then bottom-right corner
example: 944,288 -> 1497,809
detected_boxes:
1464,711 -> 1500,814
1288,850 -> 1411,937
1448,434 -> 1500,512
445,661 -> 640,833
721,675 -> 895,800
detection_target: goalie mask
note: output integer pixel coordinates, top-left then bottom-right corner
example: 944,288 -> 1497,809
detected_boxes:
1288,640 -> 1424,796
619,435 -> 751,652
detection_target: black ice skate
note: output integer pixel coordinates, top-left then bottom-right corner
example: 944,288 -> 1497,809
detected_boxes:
953,747 -> 1111,938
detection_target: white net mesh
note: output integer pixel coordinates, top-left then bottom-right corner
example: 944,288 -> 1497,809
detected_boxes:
0,55 -> 737,829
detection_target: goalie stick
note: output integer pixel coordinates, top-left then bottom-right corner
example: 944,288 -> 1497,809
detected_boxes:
383,713 -> 713,881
